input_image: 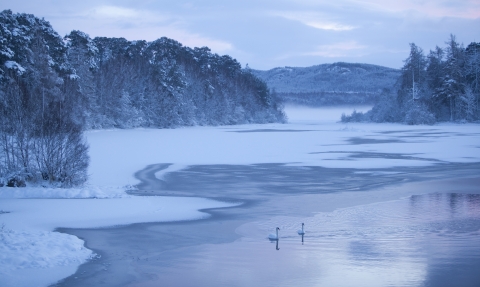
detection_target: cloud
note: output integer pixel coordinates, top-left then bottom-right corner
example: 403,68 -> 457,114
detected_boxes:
76,5 -> 234,53
303,21 -> 356,31
304,41 -> 368,58
347,0 -> 480,19
92,6 -> 140,18
274,1 -> 480,20
272,11 -> 357,31
164,29 -> 234,52
85,5 -> 170,24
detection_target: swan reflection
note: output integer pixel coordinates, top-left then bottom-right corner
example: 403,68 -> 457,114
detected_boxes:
298,223 -> 305,245
268,227 -> 280,250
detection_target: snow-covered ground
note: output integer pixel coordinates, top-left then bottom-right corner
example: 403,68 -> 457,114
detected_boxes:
1,105 -> 479,287
0,196 -> 237,287
87,106 -> 480,187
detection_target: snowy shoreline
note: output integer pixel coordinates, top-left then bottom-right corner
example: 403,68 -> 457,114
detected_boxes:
2,106 -> 480,287
58,171 -> 480,287
0,182 -> 239,287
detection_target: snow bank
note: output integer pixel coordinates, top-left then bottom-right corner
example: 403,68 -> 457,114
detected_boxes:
0,229 -> 93,270
0,196 -> 238,287
0,228 -> 94,287
0,197 -> 239,232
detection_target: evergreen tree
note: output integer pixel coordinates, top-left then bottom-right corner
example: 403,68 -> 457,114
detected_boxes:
426,46 -> 446,120
398,43 -> 427,105
465,42 -> 480,119
343,35 -> 478,124
1,10 -> 286,186
434,35 -> 466,121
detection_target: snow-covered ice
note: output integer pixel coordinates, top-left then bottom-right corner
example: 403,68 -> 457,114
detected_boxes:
0,195 -> 238,287
86,106 -> 480,187
1,105 -> 479,287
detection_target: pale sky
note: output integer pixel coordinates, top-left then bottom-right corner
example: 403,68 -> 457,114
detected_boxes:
1,0 -> 479,70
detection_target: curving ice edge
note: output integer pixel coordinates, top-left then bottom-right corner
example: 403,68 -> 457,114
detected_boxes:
154,163 -> 188,181
0,188 -> 240,287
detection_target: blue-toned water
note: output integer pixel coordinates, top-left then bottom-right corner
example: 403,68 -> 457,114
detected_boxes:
57,163 -> 480,287
53,106 -> 480,287
141,193 -> 480,287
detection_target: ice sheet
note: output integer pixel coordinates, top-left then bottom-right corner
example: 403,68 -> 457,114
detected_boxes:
1,105 -> 479,287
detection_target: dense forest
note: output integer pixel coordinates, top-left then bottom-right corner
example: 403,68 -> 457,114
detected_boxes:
342,35 -> 480,124
252,63 -> 400,106
0,10 -> 285,187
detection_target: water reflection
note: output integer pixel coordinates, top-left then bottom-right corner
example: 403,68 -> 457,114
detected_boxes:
150,193 -> 480,287
268,227 -> 280,250
409,193 -> 480,222
297,223 -> 305,245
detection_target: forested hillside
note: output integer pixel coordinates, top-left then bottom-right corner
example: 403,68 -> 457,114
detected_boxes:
342,35 -> 480,124
0,10 -> 285,187
252,63 -> 401,106
66,32 -> 285,129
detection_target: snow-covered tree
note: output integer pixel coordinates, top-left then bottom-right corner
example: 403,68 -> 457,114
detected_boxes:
0,10 -> 89,186
1,9 -> 286,186
399,43 -> 428,106
434,35 -> 467,121
465,42 -> 480,119
343,35 -> 479,124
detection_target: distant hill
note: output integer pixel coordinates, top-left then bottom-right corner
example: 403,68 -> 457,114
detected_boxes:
252,62 -> 401,106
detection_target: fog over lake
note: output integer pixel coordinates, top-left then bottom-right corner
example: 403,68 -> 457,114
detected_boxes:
284,105 -> 372,123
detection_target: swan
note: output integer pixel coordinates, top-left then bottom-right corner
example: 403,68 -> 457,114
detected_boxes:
268,227 -> 280,241
297,223 -> 305,235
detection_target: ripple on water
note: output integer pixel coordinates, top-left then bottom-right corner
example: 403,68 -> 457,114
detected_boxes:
145,193 -> 480,287
238,193 -> 480,286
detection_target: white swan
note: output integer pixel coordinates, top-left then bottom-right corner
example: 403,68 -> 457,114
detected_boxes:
268,227 -> 280,241
297,223 -> 305,235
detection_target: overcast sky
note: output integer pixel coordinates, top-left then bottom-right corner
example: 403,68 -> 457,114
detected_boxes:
1,0 -> 479,70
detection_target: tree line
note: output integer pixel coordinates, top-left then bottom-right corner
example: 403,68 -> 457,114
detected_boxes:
0,10 -> 285,187
342,35 -> 480,124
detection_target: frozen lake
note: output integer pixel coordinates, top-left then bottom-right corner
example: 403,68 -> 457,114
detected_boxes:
57,164 -> 480,287
41,106 -> 480,286
0,107 -> 480,286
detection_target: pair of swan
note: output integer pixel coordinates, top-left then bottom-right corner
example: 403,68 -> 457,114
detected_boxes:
268,223 -> 305,241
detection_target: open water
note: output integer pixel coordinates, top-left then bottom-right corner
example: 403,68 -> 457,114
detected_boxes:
55,106 -> 480,287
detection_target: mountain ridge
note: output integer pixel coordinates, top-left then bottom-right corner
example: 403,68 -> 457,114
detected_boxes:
252,62 -> 401,106
252,62 -> 401,93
